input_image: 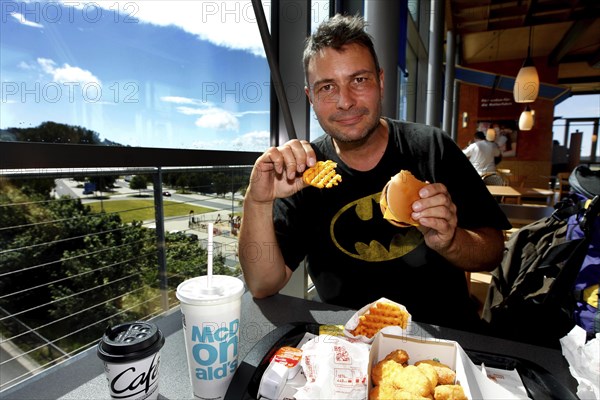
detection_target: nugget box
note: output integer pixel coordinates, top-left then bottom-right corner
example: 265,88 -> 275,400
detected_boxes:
368,333 -> 525,399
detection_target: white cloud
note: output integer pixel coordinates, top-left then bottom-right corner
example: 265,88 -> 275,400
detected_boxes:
231,130 -> 269,149
175,106 -> 210,115
192,130 -> 269,151
161,96 -> 203,105
18,61 -> 35,70
10,12 -> 44,28
63,1 -> 266,57
37,58 -> 101,85
195,109 -> 240,131
162,96 -> 268,132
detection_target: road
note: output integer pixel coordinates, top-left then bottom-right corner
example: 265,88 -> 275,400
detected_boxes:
0,335 -> 38,391
54,179 -> 243,267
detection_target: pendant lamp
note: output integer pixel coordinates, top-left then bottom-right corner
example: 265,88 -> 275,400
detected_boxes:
518,106 -> 534,131
513,27 -> 539,103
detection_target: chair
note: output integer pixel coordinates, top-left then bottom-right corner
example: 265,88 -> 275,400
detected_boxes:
481,172 -> 506,186
508,174 -> 527,188
555,172 -> 571,201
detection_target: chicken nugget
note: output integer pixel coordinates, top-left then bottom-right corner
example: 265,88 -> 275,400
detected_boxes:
394,365 -> 432,398
369,384 -> 430,400
415,359 -> 456,385
434,384 -> 467,400
369,384 -> 397,400
416,362 -> 439,391
382,349 -> 410,366
371,358 -> 403,386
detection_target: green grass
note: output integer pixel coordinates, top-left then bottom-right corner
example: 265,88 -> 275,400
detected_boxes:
87,199 -> 214,223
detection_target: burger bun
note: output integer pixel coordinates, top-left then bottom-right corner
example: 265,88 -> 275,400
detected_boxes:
380,170 -> 427,227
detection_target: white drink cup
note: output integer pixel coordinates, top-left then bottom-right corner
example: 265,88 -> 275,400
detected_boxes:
97,321 -> 165,400
176,275 -> 244,400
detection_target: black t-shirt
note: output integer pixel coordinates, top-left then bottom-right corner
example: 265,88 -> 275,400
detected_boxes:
273,118 -> 511,330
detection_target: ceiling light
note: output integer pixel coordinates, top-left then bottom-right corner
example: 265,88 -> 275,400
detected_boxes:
519,106 -> 534,131
513,27 -> 539,103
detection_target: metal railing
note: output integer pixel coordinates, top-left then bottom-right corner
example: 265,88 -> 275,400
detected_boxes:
0,143 -> 260,391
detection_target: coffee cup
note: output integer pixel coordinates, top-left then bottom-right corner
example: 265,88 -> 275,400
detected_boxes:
176,275 -> 244,400
97,321 -> 165,400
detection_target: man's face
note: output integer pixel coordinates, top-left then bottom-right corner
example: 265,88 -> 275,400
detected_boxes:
305,43 -> 384,143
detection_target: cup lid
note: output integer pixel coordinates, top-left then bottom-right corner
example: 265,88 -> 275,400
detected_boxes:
97,321 -> 165,363
176,275 -> 244,306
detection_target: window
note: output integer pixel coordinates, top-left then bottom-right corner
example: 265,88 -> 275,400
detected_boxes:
1,1 -> 271,151
553,94 -> 600,162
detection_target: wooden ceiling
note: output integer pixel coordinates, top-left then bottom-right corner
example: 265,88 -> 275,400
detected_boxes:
447,0 -> 600,95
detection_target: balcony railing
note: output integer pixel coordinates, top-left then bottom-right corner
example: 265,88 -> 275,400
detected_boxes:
0,142 -> 261,391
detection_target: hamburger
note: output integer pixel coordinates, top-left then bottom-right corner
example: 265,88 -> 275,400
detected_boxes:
380,170 -> 428,227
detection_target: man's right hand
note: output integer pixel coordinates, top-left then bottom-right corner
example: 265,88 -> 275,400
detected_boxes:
246,139 -> 317,203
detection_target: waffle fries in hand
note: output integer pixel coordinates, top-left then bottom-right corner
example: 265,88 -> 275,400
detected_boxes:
351,301 -> 410,339
302,160 -> 342,189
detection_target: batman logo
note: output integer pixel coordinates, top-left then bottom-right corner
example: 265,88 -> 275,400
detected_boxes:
330,192 -> 424,262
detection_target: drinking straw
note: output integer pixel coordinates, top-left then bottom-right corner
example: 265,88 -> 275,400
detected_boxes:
207,222 -> 213,288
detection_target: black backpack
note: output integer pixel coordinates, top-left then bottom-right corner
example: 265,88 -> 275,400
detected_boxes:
482,165 -> 600,348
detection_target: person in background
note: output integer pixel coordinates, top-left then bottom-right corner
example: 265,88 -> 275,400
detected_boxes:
463,131 -> 503,185
238,14 -> 510,331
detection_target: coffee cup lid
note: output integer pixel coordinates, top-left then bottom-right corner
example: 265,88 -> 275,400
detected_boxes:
176,275 -> 244,306
97,321 -> 165,363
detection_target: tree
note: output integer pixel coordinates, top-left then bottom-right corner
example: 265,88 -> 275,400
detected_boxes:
6,121 -> 102,144
1,122 -> 121,196
212,172 -> 230,196
129,175 -> 148,196
0,180 -> 238,357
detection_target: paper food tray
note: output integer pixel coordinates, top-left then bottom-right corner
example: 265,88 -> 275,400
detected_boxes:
224,322 -> 578,400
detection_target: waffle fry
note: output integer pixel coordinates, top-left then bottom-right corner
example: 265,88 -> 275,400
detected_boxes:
302,160 -> 342,189
351,302 -> 409,338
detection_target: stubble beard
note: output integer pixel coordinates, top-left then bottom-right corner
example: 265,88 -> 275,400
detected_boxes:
319,101 -> 383,147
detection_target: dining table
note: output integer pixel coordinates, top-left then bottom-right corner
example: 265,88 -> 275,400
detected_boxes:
487,185 -> 523,203
1,290 -> 579,399
487,185 -> 556,205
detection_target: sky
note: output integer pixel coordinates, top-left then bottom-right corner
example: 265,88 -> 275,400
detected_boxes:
553,94 -> 600,157
1,0 -> 279,151
1,0 -> 598,152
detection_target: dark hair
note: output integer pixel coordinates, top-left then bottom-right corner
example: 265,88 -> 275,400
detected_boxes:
474,131 -> 486,140
302,14 -> 381,86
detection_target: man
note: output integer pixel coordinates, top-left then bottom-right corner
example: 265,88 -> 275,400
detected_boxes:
239,14 -> 510,330
463,131 -> 501,175
463,131 -> 503,185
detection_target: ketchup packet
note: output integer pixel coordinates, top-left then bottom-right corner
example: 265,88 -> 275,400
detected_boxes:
258,346 -> 303,400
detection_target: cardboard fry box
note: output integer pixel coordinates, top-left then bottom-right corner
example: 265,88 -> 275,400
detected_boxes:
343,297 -> 411,344
368,333 -> 525,400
